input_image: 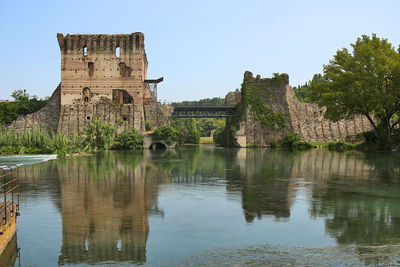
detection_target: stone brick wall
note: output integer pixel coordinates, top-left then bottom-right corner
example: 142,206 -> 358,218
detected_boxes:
232,72 -> 371,147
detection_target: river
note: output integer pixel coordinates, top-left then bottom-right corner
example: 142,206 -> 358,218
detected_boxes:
3,147 -> 400,266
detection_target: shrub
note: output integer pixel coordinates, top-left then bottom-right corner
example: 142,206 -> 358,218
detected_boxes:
361,131 -> 377,143
292,141 -> 312,150
114,128 -> 143,150
270,140 -> 278,149
213,127 -> 225,146
145,121 -> 152,131
328,141 -> 358,151
152,126 -> 183,145
57,149 -> 68,158
82,116 -> 116,151
282,132 -> 302,147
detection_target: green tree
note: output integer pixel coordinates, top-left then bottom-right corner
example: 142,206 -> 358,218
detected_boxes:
11,89 -> 29,101
309,34 -> 400,150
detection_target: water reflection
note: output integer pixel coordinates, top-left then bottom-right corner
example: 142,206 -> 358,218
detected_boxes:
20,151 -> 172,265
15,147 -> 400,265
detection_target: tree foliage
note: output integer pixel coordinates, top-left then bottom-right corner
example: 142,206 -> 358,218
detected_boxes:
309,34 -> 400,150
171,97 -> 226,107
0,90 -> 47,124
294,74 -> 326,103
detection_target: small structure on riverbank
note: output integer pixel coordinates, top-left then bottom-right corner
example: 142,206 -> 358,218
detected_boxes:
0,165 -> 20,262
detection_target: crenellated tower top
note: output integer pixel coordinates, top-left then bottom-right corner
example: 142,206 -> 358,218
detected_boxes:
56,33 -> 145,54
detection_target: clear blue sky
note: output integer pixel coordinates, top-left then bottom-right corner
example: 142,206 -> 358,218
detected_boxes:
0,0 -> 399,102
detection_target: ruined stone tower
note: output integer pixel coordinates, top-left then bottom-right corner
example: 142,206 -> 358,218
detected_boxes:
57,33 -> 149,106
8,33 -> 172,134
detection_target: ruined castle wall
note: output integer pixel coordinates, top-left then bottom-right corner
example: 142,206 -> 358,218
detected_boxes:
143,103 -> 173,129
7,84 -> 61,132
286,85 -> 371,142
235,72 -> 372,146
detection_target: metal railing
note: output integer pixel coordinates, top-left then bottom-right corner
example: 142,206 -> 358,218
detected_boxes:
0,165 -> 20,227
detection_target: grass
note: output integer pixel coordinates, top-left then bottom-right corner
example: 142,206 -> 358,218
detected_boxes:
200,136 -> 214,144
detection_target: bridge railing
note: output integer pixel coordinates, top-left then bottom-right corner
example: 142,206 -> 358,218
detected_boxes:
0,165 -> 20,227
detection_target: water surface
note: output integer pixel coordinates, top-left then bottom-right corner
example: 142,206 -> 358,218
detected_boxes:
8,147 -> 400,266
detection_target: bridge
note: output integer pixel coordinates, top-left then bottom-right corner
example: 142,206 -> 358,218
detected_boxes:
172,106 -> 237,118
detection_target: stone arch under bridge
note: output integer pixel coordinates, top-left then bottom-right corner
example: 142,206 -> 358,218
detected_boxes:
143,135 -> 176,149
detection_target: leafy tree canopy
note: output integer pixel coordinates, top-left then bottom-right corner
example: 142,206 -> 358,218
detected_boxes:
309,34 -> 400,150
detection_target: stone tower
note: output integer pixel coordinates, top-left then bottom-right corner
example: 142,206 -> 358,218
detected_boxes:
7,33 -> 173,134
57,33 -> 150,106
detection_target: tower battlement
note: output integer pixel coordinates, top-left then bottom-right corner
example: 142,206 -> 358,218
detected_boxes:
57,33 -> 145,54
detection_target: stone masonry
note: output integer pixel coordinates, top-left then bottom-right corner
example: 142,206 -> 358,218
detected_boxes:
8,33 -> 172,134
230,72 -> 371,147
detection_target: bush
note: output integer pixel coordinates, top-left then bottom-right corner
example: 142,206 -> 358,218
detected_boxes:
57,149 -> 68,158
213,127 -> 225,146
270,140 -> 278,149
82,116 -> 116,151
328,141 -> 358,151
152,126 -> 183,145
145,121 -> 152,131
282,132 -> 302,147
114,128 -> 143,150
361,131 -> 377,143
292,141 -> 312,150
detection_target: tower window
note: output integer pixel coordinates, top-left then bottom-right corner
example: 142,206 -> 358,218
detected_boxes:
83,46 -> 88,56
115,46 -> 120,58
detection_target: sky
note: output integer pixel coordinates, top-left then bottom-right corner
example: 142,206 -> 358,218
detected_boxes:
0,0 -> 399,102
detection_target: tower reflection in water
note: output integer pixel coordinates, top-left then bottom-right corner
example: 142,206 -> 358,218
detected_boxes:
54,151 -> 171,265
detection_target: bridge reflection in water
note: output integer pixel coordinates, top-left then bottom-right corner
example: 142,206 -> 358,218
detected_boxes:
172,106 -> 237,118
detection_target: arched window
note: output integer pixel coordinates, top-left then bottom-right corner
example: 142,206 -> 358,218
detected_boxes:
83,46 -> 88,56
115,46 -> 120,58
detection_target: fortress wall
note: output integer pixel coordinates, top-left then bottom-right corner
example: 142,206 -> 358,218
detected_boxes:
286,84 -> 371,142
235,72 -> 372,146
7,84 -> 61,132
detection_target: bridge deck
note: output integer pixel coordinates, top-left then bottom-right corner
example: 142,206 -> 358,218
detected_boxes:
172,106 -> 237,118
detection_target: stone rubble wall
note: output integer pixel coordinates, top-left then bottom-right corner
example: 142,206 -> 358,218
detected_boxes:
7,84 -> 61,132
6,85 -> 173,136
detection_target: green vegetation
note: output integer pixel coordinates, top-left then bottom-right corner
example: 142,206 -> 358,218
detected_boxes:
293,74 -> 325,103
0,126 -> 82,155
171,118 -> 200,144
308,34 -> 400,150
82,117 -> 116,151
0,90 -> 47,124
152,126 -> 184,145
171,97 -> 225,107
213,127 -> 225,146
242,80 -> 286,130
113,128 -> 143,150
282,132 -> 302,147
145,121 -> 152,131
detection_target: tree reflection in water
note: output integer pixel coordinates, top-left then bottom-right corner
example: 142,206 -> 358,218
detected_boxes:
15,148 -> 400,266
